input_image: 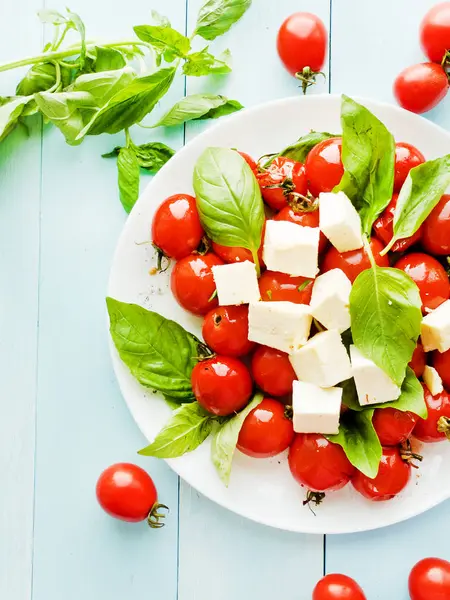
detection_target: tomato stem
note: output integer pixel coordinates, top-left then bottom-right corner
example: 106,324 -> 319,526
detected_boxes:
400,439 -> 423,469
437,416 -> 450,440
294,66 -> 326,95
147,503 -> 169,528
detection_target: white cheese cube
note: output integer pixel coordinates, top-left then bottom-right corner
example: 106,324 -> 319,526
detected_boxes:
310,269 -> 352,333
319,191 -> 364,252
289,330 -> 352,387
350,345 -> 401,405
212,261 -> 260,306
263,220 -> 319,278
421,300 -> 450,352
423,365 -> 444,396
248,301 -> 312,353
292,380 -> 342,434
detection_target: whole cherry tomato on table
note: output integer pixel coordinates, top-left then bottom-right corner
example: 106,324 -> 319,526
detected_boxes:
202,306 -> 255,358
413,383 -> 450,442
274,206 -> 328,252
433,348 -> 450,391
321,238 -> 389,283
352,446 -> 411,501
237,397 -> 294,458
420,2 -> 450,62
373,407 -> 418,446
409,342 -> 426,378
394,63 -> 448,114
394,142 -> 425,192
313,574 -> 367,600
171,253 -> 223,316
251,345 -> 296,397
305,137 -> 344,197
259,270 -> 313,304
96,463 -> 167,527
257,156 -> 307,211
373,193 -> 422,253
394,252 -> 450,312
409,557 -> 450,600
422,194 -> 450,255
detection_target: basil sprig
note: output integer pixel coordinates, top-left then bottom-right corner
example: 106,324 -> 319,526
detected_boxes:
151,94 -> 243,127
194,0 -> 252,40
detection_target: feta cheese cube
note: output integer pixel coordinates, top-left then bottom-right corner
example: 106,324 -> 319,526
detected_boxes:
423,365 -> 444,396
292,380 -> 342,434
263,220 -> 319,278
421,300 -> 450,352
319,191 -> 364,252
310,269 -> 352,333
350,345 -> 401,405
248,301 -> 312,353
289,330 -> 352,387
212,261 -> 260,306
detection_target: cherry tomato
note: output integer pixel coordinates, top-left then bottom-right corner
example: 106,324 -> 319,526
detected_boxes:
433,349 -> 450,391
352,446 -> 411,501
394,63 -> 448,114
420,2 -> 450,62
251,345 -> 296,397
373,408 -> 418,446
211,241 -> 265,269
191,356 -> 253,416
413,383 -> 450,442
237,397 -> 294,458
409,342 -> 426,378
277,12 -> 327,77
96,463 -> 166,526
394,252 -> 450,312
409,557 -> 450,600
394,142 -> 425,192
259,270 -> 313,304
257,156 -> 307,211
288,434 -> 355,492
422,194 -> 450,255
313,574 -> 367,600
171,253 -> 223,316
152,194 -> 204,260
373,193 -> 422,253
322,238 -> 389,283
274,206 -> 328,252
305,138 -> 344,197
237,150 -> 257,172
202,306 -> 255,358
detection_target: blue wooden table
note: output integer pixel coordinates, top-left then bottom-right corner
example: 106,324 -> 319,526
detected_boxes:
2,1 -> 450,598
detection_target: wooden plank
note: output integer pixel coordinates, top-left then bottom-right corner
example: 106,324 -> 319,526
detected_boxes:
0,1 -> 42,598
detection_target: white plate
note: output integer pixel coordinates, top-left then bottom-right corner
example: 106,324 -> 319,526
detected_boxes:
108,94 -> 450,534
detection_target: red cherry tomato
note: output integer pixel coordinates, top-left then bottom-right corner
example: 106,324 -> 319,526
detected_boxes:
251,345 -> 296,397
305,138 -> 344,197
171,253 -> 223,316
259,270 -> 313,304
152,194 -> 204,260
352,446 -> 411,501
313,574 -> 367,600
322,238 -> 389,283
420,2 -> 450,62
288,434 -> 355,492
257,156 -> 307,211
394,252 -> 450,312
211,242 -> 265,269
394,63 -> 448,114
413,383 -> 450,442
96,463 -> 166,526
237,150 -> 257,172
277,12 -> 327,76
237,397 -> 294,458
433,348 -> 450,391
422,194 -> 450,255
409,342 -> 426,378
409,557 -> 450,600
394,142 -> 425,192
274,206 -> 328,252
373,408 -> 418,446
202,306 -> 255,358
191,356 -> 253,416
373,193 -> 422,253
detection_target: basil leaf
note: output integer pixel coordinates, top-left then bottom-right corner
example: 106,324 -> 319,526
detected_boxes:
138,403 -> 214,458
371,367 -> 427,419
335,95 -> 395,234
151,9 -> 171,28
66,9 -> 87,65
326,410 -> 381,478
16,63 -> 58,95
133,25 -> 190,58
117,148 -> 140,213
68,67 -> 136,104
340,378 -> 362,412
152,94 -> 242,127
201,98 -> 243,119
0,96 -> 30,142
195,0 -> 252,40
93,46 -> 126,71
350,267 -> 422,386
183,47 -> 232,76
37,8 -> 67,24
132,142 -> 175,171
272,131 -> 337,166
211,393 -> 263,486
193,147 -> 264,261
107,298 -> 209,400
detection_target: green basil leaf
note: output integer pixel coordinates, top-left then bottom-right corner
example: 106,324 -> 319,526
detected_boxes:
335,95 -> 395,234
211,393 -> 263,486
200,98 -> 243,119
350,266 -> 422,386
138,403 -> 214,458
0,96 -> 30,142
151,9 -> 171,27
281,131 -> 337,163
106,298 -> 209,400
117,147 -> 140,213
193,147 -> 264,259
340,378 -> 363,412
152,94 -> 242,127
66,9 -> 87,66
102,147 -> 122,159
371,367 -> 427,418
93,46 -> 126,71
183,47 -> 232,76
132,142 -> 175,171
133,25 -> 190,57
16,63 -> 58,96
195,0 -> 252,40
68,67 -> 136,104
37,8 -> 67,24
326,410 -> 381,478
